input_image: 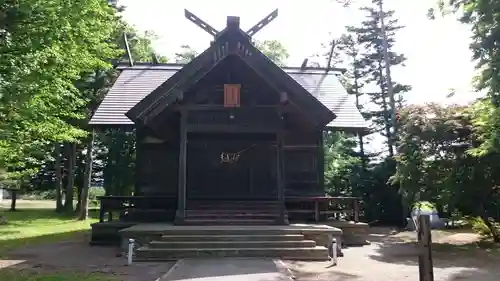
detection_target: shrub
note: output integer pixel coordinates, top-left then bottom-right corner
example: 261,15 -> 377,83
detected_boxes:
466,216 -> 500,237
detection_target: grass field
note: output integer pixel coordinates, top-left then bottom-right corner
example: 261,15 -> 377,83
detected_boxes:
0,201 -> 115,281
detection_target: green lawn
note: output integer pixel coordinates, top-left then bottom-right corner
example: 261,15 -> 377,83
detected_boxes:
0,207 -> 98,255
0,203 -> 116,281
0,269 -> 114,281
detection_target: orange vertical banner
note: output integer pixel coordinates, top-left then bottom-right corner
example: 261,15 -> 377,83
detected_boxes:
224,84 -> 241,107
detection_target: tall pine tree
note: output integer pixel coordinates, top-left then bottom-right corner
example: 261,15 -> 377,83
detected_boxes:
348,0 -> 411,156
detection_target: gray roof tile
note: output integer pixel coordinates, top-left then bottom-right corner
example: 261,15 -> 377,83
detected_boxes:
89,64 -> 367,129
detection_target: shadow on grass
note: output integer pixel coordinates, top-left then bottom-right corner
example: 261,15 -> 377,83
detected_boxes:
0,208 -> 100,221
0,268 -> 118,281
0,208 -> 100,256
0,229 -> 91,257
0,210 -> 174,281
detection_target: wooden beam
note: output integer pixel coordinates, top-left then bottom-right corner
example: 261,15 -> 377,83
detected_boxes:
123,33 -> 134,67
246,9 -> 279,37
301,58 -> 308,69
183,104 -> 278,111
184,9 -> 219,37
326,38 -> 336,73
186,124 -> 279,133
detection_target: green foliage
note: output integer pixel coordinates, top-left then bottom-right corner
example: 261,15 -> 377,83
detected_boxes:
434,1 -> 500,156
394,102 -> 500,239
175,45 -> 198,63
465,216 -> 500,238
324,132 -> 361,195
338,2 -> 411,156
254,40 -> 290,66
0,0 -> 120,178
412,201 -> 437,212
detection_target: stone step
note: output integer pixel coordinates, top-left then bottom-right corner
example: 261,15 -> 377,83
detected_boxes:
181,219 -> 277,225
189,200 -> 277,203
186,210 -> 279,214
135,246 -> 329,261
186,206 -> 279,210
185,213 -> 279,220
149,240 -> 317,249
150,227 -> 304,236
159,234 -> 305,242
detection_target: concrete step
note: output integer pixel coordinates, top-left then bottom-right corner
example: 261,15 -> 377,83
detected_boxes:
181,219 -> 277,225
149,240 -> 317,249
185,214 -> 279,220
188,200 -> 279,205
187,206 -> 279,210
186,208 -> 279,215
152,227 -> 304,236
160,234 -> 305,242
135,246 -> 329,261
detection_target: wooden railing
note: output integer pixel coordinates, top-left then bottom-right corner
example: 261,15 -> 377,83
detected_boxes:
97,196 -> 177,223
97,195 -> 362,223
285,196 -> 361,223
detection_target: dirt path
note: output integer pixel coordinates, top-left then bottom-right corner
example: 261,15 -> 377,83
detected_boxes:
1,227 -> 498,281
284,228 -> 500,281
0,240 -> 174,281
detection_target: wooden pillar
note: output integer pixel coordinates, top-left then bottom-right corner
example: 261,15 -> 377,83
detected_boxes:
353,199 -> 360,223
275,108 -> 288,225
418,215 -> 434,281
318,130 -> 325,192
276,131 -> 287,224
175,109 -> 188,224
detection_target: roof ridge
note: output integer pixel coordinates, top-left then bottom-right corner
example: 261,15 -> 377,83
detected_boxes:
116,62 -> 345,74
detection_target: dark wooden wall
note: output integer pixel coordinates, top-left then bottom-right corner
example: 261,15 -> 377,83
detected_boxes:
135,128 -> 179,197
134,56 -> 326,201
284,129 -> 324,197
135,129 -> 324,200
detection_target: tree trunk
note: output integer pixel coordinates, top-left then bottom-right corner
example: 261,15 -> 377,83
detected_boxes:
9,190 -> 17,211
78,131 -> 94,220
54,143 -> 64,212
377,61 -> 394,157
64,143 -> 76,212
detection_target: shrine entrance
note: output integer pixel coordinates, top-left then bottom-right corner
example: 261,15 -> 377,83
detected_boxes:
186,133 -> 277,200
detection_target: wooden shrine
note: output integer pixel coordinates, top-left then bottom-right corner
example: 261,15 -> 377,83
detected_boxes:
89,10 -> 367,246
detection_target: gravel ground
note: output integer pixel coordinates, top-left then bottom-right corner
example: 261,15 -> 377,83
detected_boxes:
1,227 -> 498,281
0,240 -> 174,281
284,228 -> 500,281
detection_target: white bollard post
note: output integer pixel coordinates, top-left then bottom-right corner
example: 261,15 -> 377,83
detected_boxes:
330,237 -> 338,266
127,238 -> 135,266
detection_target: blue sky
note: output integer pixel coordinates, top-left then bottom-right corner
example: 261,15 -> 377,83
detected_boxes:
118,0 -> 479,105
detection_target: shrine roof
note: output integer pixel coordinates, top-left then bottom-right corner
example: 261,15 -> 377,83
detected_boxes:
89,63 -> 368,132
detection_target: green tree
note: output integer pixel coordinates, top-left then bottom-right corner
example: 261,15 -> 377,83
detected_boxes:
432,1 -> 500,156
254,40 -> 290,66
175,45 -> 198,63
348,2 -> 411,156
0,0 -> 120,180
394,102 -> 500,241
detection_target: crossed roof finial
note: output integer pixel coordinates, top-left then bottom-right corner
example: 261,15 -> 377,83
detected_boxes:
184,9 -> 279,38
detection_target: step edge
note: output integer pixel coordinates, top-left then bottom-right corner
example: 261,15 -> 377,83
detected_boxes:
150,240 -> 316,245
138,246 -> 327,251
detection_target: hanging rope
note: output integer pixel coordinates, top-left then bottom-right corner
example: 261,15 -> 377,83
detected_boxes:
220,144 -> 258,164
